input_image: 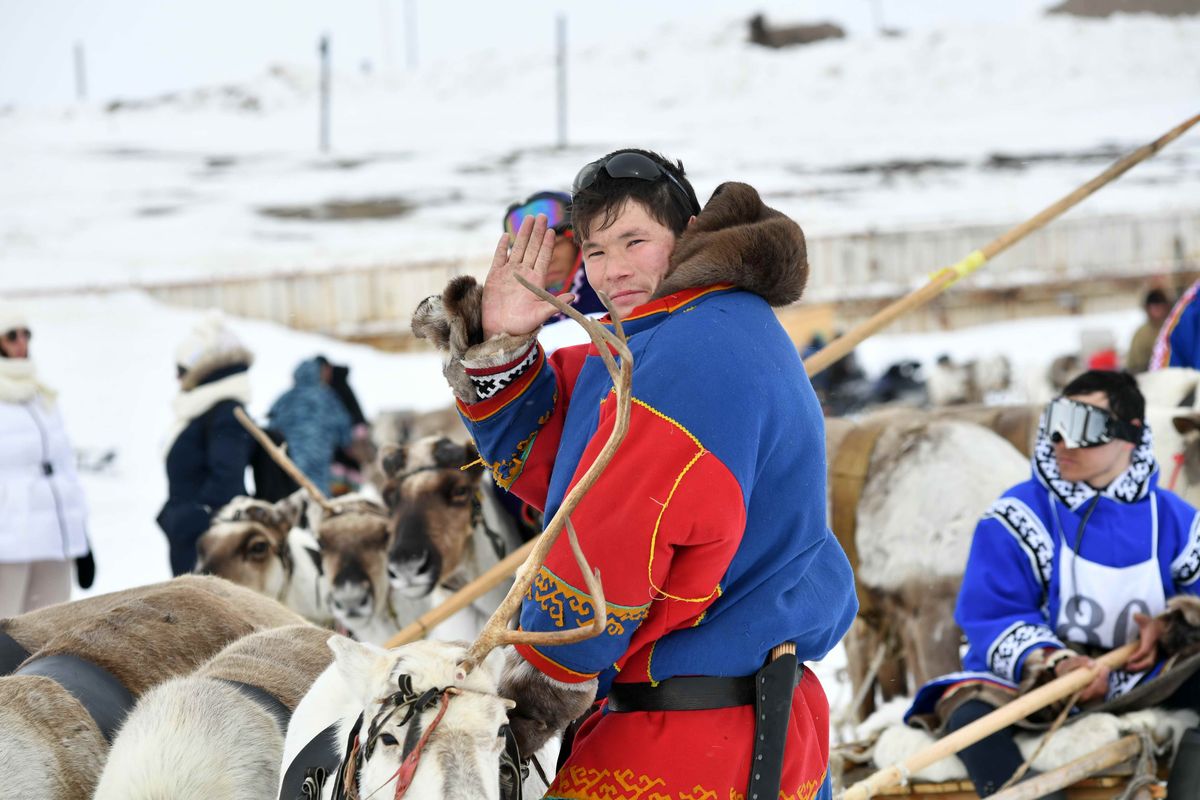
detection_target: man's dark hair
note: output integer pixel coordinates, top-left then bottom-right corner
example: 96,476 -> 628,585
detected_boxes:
570,148 -> 698,241
1145,288 -> 1170,307
1062,369 -> 1145,425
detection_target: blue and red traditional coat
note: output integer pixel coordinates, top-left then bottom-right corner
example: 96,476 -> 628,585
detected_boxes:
459,264 -> 856,797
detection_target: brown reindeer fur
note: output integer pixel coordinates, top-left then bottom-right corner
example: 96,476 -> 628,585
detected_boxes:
196,498 -> 299,597
29,577 -> 303,696
317,503 -> 393,607
1161,594 -> 1200,658
197,624 -> 333,710
499,648 -> 596,756
380,437 -> 485,582
654,182 -> 807,307
0,675 -> 107,800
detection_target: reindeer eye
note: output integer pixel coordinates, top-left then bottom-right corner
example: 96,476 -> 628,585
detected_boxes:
448,484 -> 472,506
380,733 -> 399,747
246,540 -> 270,557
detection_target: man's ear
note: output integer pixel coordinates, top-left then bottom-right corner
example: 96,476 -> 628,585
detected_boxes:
686,215 -> 698,228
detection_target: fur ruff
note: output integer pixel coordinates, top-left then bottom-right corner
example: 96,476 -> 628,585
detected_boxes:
653,181 -> 807,307
165,369 -> 251,453
179,345 -> 254,392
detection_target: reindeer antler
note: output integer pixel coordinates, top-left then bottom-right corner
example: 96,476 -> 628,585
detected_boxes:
458,280 -> 632,674
233,407 -> 338,515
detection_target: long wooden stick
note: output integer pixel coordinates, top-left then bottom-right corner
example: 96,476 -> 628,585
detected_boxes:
987,734 -> 1141,800
842,642 -> 1136,800
233,406 -> 337,515
805,112 -> 1200,377
385,537 -> 538,647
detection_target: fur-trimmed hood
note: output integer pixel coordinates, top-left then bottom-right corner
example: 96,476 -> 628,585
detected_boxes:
652,181 -> 807,307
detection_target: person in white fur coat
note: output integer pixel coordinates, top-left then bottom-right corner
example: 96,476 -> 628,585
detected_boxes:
0,303 -> 91,616
156,314 -> 255,576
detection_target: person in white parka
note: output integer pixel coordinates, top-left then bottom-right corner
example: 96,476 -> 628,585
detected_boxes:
0,303 -> 91,616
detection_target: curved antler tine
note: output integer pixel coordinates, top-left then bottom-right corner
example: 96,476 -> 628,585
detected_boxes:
459,281 -> 633,674
498,520 -> 606,649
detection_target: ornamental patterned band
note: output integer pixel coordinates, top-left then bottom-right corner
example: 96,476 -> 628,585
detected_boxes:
987,621 -> 1062,683
984,497 -> 1055,597
1171,513 -> 1200,586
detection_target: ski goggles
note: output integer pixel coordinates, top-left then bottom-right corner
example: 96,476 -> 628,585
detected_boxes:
503,191 -> 571,236
1045,397 -> 1141,449
572,151 -> 702,216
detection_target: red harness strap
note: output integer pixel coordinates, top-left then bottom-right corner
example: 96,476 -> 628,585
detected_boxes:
389,690 -> 455,799
1169,451 -> 1186,492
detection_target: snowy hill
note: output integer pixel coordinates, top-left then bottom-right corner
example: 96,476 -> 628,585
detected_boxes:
3,11 -> 1198,292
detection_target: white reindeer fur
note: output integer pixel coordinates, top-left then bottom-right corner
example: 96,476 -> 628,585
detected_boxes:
93,681 -> 282,800
854,419 -> 1029,592
282,637 -> 514,800
871,707 -> 1199,780
94,624 -> 332,800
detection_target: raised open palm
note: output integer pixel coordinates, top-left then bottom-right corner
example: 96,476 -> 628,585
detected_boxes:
481,214 -> 575,340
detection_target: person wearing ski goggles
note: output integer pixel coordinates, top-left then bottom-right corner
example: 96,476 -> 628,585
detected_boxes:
907,369 -> 1200,798
502,190 -> 604,317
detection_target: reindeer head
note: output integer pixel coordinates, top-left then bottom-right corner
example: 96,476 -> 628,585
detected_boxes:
314,496 -> 394,630
195,496 -> 303,598
378,437 -> 486,599
327,637 -> 514,800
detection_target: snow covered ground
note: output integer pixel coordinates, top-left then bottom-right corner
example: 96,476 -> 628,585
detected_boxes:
3,10 -> 1198,291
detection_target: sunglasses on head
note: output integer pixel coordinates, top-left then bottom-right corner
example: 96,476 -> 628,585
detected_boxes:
1045,396 -> 1140,449
572,151 -> 702,216
503,191 -> 572,237
3,328 -> 31,343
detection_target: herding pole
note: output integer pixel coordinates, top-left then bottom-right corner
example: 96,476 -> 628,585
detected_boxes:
556,14 -> 568,149
804,112 -> 1200,378
73,42 -> 87,102
318,35 -> 331,153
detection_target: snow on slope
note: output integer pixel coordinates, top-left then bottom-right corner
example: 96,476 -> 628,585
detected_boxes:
3,13 -> 1197,291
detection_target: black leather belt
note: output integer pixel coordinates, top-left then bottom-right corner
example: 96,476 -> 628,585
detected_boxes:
216,679 -> 292,735
15,653 -> 135,743
0,630 -> 31,676
605,655 -> 803,800
278,721 -> 341,800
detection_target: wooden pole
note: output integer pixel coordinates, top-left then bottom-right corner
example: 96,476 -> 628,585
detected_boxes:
232,406 -> 336,514
385,537 -> 538,647
842,642 -> 1136,800
804,112 -> 1200,377
986,735 -> 1141,800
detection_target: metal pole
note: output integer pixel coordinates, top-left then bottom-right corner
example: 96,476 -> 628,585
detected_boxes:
405,0 -> 418,71
319,35 -> 331,153
556,14 -> 567,149
73,42 -> 87,102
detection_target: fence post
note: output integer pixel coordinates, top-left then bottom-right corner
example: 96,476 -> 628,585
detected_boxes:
73,42 -> 87,102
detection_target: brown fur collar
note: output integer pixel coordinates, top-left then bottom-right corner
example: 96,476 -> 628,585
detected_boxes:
652,182 -> 807,307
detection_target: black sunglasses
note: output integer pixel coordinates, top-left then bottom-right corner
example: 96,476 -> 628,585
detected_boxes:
3,328 -> 31,343
572,152 -> 701,216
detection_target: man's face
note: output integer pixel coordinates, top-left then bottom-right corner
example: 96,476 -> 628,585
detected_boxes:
1148,301 -> 1170,324
1053,391 -> 1136,487
544,236 -> 579,294
579,200 -> 678,319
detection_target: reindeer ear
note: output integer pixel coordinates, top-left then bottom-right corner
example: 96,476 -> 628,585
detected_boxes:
379,444 -> 406,479
275,489 -> 309,531
328,635 -> 393,698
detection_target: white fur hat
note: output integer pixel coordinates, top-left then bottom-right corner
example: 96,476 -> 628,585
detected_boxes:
0,301 -> 29,335
175,312 -> 253,389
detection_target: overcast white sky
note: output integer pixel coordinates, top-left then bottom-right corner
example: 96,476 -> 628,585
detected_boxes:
0,1 -> 1053,107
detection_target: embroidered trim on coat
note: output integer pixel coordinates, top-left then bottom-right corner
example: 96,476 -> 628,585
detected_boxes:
984,496 -> 1056,598
1171,512 -> 1200,586
986,621 -> 1063,683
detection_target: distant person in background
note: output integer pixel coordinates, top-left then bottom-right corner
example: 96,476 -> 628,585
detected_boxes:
0,303 -> 93,615
325,358 -> 374,496
157,314 -> 254,576
1151,280 -> 1200,370
1125,289 -> 1170,373
267,356 -> 352,496
503,190 -> 606,319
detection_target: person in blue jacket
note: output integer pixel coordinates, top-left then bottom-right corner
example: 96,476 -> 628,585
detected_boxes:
267,356 -> 352,496
906,370 -> 1200,796
1150,278 -> 1200,369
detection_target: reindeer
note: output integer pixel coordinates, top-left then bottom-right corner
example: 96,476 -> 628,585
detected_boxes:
196,492 -> 333,626
379,435 -> 529,641
280,280 -> 629,799
93,623 -> 334,800
0,576 -> 304,800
